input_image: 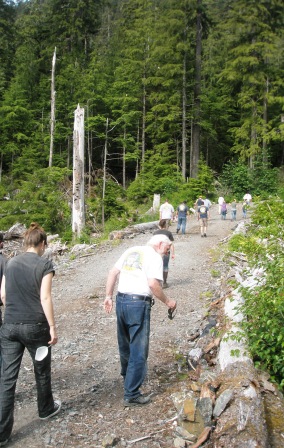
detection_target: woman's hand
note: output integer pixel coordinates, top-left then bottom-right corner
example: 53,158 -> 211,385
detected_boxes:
49,326 -> 58,345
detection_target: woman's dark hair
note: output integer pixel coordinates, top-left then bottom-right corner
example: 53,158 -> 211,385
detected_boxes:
159,219 -> 167,229
24,222 -> 47,248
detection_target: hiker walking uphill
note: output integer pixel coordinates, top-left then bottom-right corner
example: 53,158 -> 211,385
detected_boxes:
176,201 -> 189,235
159,199 -> 174,229
104,234 -> 176,407
218,196 -> 224,215
230,199 -> 237,221
220,201 -> 227,220
0,223 -> 60,447
198,201 -> 210,237
153,219 -> 175,288
0,234 -> 7,371
242,200 -> 248,218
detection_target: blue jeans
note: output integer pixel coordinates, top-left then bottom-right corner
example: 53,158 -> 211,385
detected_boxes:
0,323 -> 55,441
116,293 -> 151,400
231,210 -> 236,221
177,216 -> 187,234
163,253 -> 170,272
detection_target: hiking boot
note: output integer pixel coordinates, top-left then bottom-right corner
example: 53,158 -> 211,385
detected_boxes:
176,229 -> 179,234
39,400 -> 62,420
0,440 -> 9,447
204,234 -> 207,237
123,395 -> 151,407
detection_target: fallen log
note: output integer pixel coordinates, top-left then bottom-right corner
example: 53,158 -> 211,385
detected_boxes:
109,221 -> 159,240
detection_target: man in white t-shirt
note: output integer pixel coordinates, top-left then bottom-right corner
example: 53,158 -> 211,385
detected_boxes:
159,199 -> 174,228
243,191 -> 252,204
218,196 -> 224,215
104,234 -> 176,407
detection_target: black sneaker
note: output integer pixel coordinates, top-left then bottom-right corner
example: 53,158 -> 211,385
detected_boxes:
176,229 -> 179,234
123,395 -> 151,407
204,234 -> 207,237
40,400 -> 61,420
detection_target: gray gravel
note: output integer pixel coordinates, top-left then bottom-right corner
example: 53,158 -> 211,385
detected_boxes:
8,205 -> 236,447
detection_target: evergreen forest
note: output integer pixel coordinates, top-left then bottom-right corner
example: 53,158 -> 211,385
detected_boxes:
0,0 -> 284,236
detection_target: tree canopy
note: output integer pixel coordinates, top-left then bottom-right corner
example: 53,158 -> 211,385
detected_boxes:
0,0 -> 283,232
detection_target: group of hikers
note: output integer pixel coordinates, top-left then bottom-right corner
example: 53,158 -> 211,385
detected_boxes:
159,193 -> 252,237
217,192 -> 252,221
159,197 -> 210,237
157,193 -> 252,288
0,192 -> 252,445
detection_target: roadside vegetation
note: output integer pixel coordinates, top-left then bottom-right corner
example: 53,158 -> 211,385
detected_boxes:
227,196 -> 284,389
0,160 -> 281,243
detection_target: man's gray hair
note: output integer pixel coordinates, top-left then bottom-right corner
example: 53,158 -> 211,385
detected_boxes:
147,234 -> 171,247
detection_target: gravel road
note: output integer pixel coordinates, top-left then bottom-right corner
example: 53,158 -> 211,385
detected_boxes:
7,205 -> 235,447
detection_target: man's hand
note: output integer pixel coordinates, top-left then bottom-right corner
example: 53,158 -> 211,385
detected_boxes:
104,298 -> 113,313
149,278 -> 177,312
167,299 -> 176,311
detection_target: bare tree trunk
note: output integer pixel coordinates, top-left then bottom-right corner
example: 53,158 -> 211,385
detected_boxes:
136,121 -> 140,178
176,139 -> 179,172
182,52 -> 187,179
72,105 -> 85,237
49,47 -> 56,168
190,116 -> 193,176
141,83 -> 146,166
67,135 -> 71,169
86,101 -> 92,197
250,105 -> 257,169
191,1 -> 202,178
0,153 -> 2,183
262,77 -> 269,166
123,126 -> 126,189
102,118 -> 109,231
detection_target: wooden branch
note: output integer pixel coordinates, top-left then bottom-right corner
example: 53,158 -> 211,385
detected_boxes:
190,427 -> 211,448
127,428 -> 166,444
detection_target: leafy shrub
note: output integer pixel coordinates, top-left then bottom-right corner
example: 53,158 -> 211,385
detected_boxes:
87,179 -> 128,225
126,152 -> 183,203
230,197 -> 284,388
127,153 -> 214,206
0,167 -> 72,234
220,160 -> 279,198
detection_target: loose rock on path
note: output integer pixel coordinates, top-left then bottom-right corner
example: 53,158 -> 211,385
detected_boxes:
4,205 -> 279,447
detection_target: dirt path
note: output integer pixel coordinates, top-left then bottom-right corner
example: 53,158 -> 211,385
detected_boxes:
8,205 -> 234,447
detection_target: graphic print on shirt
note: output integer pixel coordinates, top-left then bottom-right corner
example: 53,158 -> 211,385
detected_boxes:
122,251 -> 143,272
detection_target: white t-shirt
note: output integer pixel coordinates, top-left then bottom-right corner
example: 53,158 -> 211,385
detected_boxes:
159,203 -> 174,219
218,197 -> 224,205
243,193 -> 252,203
203,199 -> 211,208
115,246 -> 163,296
